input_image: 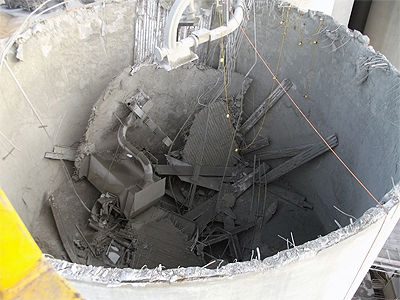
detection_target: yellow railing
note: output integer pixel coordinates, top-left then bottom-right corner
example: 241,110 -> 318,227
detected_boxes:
0,188 -> 84,299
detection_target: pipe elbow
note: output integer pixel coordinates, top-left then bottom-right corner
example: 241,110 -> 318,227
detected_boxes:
117,116 -> 154,184
226,0 -> 245,34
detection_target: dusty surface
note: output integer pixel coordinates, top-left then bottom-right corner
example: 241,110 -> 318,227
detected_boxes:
63,58 -> 327,266
235,4 -> 400,232
47,186 -> 400,300
0,0 -> 137,228
233,183 -> 326,258
76,64 -> 252,167
31,174 -> 100,261
31,196 -> 69,260
3,0 -> 396,262
0,12 -> 24,38
0,1 -> 398,299
1,0 -> 397,240
182,101 -> 241,167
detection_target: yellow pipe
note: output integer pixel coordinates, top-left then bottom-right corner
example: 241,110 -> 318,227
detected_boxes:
0,188 -> 85,299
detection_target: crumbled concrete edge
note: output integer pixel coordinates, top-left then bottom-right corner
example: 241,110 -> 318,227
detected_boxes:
1,0 -> 131,57
74,63 -> 251,173
50,0 -> 400,284
49,183 -> 399,286
73,62 -> 153,172
277,1 -> 400,75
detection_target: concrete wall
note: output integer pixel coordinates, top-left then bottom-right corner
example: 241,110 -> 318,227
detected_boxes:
235,4 -> 400,232
0,1 -> 399,299
363,0 -> 400,70
0,0 -> 136,228
0,0 -> 398,245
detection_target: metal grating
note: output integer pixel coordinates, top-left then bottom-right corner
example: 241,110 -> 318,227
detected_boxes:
182,101 -> 240,167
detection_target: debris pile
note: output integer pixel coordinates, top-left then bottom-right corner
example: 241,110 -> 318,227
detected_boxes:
47,71 -> 335,269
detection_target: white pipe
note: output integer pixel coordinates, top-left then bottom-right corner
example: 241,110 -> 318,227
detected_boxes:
187,0 -> 196,21
208,0 -> 245,41
155,0 -> 245,65
163,0 -> 194,50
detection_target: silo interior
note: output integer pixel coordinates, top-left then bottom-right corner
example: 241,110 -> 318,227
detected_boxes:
0,0 -> 399,292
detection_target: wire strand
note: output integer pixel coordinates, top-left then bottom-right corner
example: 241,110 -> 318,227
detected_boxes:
218,0 -> 239,150
305,18 -> 323,98
220,0 -> 387,213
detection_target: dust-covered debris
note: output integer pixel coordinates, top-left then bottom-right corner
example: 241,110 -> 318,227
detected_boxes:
48,184 -> 398,283
47,60 -> 337,269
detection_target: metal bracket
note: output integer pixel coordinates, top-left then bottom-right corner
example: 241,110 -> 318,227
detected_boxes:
44,146 -> 77,161
126,90 -> 173,147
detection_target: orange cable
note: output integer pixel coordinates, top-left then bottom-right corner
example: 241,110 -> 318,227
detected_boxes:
221,0 -> 387,213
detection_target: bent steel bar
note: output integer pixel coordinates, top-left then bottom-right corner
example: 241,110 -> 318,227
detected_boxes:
117,112 -> 154,185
